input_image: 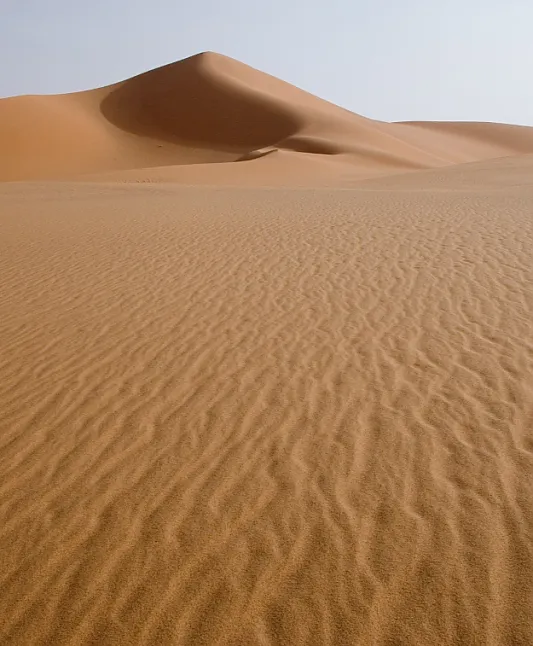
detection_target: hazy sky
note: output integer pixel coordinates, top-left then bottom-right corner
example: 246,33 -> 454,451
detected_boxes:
2,0 -> 532,125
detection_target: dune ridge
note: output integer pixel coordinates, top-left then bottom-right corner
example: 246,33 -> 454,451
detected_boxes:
3,52 -> 533,183
2,52 -> 533,646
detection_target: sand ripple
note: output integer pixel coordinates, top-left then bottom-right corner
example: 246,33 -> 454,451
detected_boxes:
1,180 -> 533,644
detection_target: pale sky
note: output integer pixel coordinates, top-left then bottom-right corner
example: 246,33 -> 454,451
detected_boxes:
2,0 -> 532,125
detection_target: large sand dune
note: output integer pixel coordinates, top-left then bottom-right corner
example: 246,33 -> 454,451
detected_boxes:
2,53 -> 533,645
3,52 -> 533,183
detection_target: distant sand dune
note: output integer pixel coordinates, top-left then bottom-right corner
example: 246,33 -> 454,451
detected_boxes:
2,54 -> 533,645
3,52 -> 533,182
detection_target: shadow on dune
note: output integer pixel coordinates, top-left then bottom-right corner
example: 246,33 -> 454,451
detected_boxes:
100,56 -> 301,152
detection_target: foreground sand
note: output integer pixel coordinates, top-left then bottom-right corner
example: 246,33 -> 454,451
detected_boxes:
2,154 -> 533,645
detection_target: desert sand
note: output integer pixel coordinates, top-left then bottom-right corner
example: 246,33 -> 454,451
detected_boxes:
1,53 -> 533,645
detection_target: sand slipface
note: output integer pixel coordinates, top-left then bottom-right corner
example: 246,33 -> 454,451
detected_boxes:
3,51 -> 533,183
1,54 -> 533,646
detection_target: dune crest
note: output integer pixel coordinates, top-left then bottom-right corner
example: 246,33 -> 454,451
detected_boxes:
3,52 -> 533,182
2,51 -> 533,646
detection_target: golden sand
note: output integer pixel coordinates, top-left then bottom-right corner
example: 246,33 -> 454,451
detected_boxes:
1,53 -> 533,645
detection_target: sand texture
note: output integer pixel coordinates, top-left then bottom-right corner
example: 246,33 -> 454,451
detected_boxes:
2,53 -> 533,645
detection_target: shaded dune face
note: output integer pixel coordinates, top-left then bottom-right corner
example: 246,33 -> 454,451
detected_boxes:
100,53 -> 302,151
3,51 -> 533,183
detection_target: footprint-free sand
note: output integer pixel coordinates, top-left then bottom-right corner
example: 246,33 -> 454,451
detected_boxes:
1,53 -> 533,645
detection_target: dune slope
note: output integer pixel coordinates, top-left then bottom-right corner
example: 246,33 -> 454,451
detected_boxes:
3,52 -> 533,182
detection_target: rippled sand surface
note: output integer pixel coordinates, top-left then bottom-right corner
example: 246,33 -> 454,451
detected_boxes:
2,164 -> 533,644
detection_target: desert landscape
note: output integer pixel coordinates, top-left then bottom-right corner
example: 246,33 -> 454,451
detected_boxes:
1,52 -> 533,645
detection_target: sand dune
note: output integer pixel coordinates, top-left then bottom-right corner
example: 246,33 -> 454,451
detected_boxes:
2,53 -> 533,645
354,152 -> 533,191
3,52 -> 533,183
